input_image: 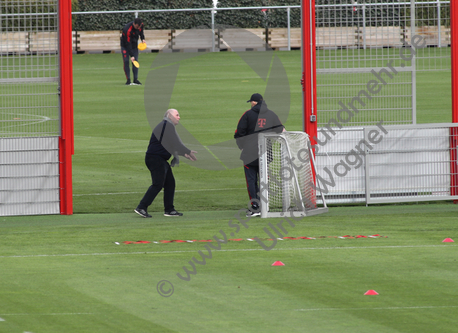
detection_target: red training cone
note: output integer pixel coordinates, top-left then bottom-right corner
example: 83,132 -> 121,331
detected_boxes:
364,290 -> 379,295
271,261 -> 285,266
442,238 -> 455,243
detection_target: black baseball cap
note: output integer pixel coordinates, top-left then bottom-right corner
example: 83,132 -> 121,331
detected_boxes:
247,93 -> 263,103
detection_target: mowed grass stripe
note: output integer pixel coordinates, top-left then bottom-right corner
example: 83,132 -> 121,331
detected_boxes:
0,244 -> 453,258
73,187 -> 245,196
295,305 -> 458,311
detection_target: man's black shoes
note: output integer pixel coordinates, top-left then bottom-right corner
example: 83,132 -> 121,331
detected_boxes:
246,204 -> 261,217
135,208 -> 183,217
134,208 -> 152,218
164,210 -> 183,217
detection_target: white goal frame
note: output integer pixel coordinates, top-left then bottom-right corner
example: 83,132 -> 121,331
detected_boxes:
258,131 -> 328,218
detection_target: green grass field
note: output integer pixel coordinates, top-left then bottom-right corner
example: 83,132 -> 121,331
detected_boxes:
1,50 -> 457,332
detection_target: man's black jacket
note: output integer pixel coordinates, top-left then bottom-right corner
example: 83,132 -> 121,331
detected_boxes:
234,100 -> 284,166
120,21 -> 145,57
147,119 -> 191,161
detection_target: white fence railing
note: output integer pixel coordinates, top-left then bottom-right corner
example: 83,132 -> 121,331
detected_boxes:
68,1 -> 450,52
315,123 -> 458,205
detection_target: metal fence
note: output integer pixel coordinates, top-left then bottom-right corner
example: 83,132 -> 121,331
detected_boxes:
1,2 -> 454,214
315,123 -> 458,205
68,2 -> 451,128
72,5 -> 301,52
0,0 -> 61,216
70,1 -> 451,53
316,0 -> 451,130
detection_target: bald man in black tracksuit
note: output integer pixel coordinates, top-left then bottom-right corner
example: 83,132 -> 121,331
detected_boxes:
135,109 -> 197,218
121,18 -> 145,85
234,93 -> 284,217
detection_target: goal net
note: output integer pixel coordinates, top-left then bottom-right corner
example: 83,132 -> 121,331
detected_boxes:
258,131 -> 328,218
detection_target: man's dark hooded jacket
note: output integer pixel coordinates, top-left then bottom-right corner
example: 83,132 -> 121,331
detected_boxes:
120,21 -> 145,58
234,100 -> 284,166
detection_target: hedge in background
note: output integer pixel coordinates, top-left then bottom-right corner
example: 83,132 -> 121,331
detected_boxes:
315,0 -> 450,28
72,0 -> 450,32
2,1 -> 58,31
72,0 -> 301,31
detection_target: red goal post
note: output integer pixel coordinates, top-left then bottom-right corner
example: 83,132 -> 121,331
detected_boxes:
59,0 -> 74,215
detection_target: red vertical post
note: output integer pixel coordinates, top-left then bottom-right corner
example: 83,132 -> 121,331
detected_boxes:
302,0 -> 317,183
452,0 -> 458,123
302,0 -> 317,143
59,0 -> 74,214
451,0 -> 458,201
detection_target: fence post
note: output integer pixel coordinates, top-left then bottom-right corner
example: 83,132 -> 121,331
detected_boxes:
364,127 -> 370,206
287,7 -> 291,51
437,0 -> 442,48
411,0 -> 417,124
362,2 -> 366,50
211,9 -> 215,52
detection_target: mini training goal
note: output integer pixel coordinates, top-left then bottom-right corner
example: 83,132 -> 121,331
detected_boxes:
258,131 -> 328,218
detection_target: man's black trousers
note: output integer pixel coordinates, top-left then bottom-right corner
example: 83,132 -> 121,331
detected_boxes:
244,164 -> 260,208
138,155 -> 175,212
121,46 -> 139,81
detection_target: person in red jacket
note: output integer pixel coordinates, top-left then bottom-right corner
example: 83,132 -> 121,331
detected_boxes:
120,18 -> 145,85
234,93 -> 285,217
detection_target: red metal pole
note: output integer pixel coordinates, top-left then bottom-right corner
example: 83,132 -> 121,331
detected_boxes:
302,0 -> 317,183
59,0 -> 74,214
450,0 -> 458,201
302,0 -> 317,141
452,0 -> 458,123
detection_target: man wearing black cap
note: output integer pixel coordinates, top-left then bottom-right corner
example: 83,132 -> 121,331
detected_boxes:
234,93 -> 285,217
121,18 -> 146,86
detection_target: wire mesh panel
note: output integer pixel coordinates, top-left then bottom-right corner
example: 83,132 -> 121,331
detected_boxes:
316,1 -> 415,127
0,0 -> 60,216
0,0 -> 59,137
414,0 -> 450,71
259,132 -> 328,218
315,1 -> 451,128
318,70 -> 413,126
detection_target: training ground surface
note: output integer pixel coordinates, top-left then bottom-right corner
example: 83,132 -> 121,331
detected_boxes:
0,204 -> 457,332
0,51 -> 457,332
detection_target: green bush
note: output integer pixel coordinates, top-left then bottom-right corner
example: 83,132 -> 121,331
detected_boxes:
1,1 -> 58,31
71,0 -> 450,31
71,0 -> 301,31
1,1 -> 449,31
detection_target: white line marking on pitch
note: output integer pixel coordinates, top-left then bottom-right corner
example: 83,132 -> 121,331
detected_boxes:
0,244 -> 452,259
295,305 -> 458,312
0,313 -> 93,316
0,317 -> 4,321
74,135 -> 144,141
